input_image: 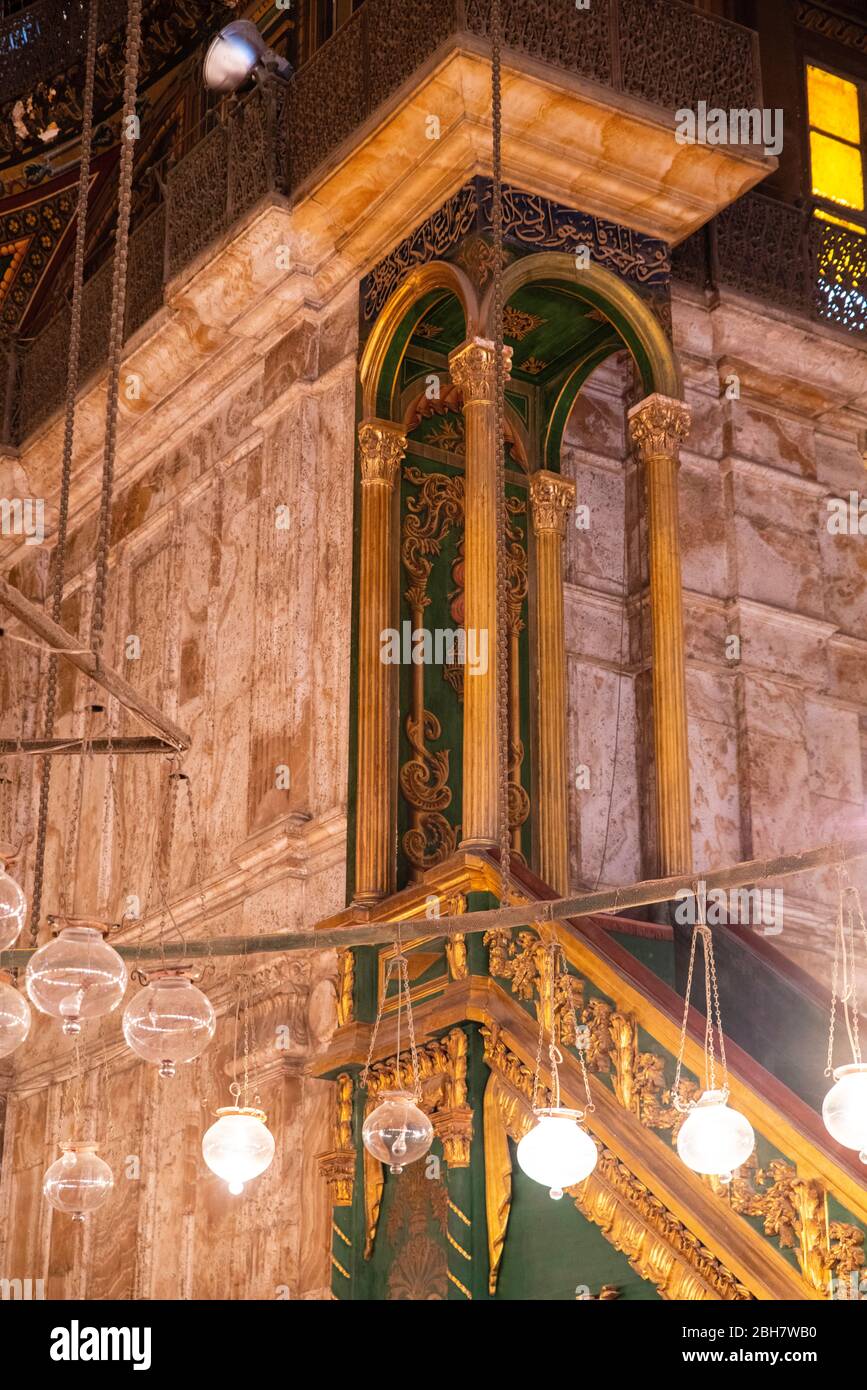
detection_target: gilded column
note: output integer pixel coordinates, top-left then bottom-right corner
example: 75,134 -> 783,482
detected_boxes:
530,469 -> 576,895
354,419 -> 407,905
627,393 -> 692,877
448,337 -> 512,849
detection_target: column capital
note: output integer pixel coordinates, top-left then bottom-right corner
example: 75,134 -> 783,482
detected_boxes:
530,470 -> 576,538
358,418 -> 407,487
627,393 -> 691,464
448,336 -> 513,405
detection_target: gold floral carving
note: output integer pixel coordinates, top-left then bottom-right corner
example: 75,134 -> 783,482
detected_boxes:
530,471 -> 576,539
627,393 -> 690,465
485,930 -> 580,1045
318,1072 -> 356,1208
442,894 -> 468,980
336,949 -> 354,1028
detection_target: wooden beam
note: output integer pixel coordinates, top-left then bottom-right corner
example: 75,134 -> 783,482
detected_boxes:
2,835 -> 864,967
0,576 -> 190,752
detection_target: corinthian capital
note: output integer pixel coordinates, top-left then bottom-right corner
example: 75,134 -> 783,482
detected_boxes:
358,419 -> 407,486
530,470 -> 576,538
449,337 -> 513,405
627,393 -> 691,464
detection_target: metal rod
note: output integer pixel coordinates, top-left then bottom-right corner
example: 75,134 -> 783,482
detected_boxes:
0,575 -> 191,752
0,737 -> 181,756
2,836 -> 863,967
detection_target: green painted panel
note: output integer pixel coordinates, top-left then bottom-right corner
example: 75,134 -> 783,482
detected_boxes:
494,1142 -> 660,1300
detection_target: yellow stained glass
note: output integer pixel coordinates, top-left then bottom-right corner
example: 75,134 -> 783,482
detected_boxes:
815,207 -> 865,234
807,65 -> 860,142
810,129 -> 864,209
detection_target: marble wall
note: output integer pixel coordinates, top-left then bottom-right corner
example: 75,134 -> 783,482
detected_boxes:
562,288 -> 867,983
0,287 -> 359,1301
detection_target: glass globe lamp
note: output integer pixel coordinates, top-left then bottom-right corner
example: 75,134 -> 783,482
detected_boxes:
0,970 -> 30,1058
43,1143 -> 114,1221
202,1107 -> 275,1195
362,1091 -> 434,1174
822,1063 -> 867,1162
676,1089 -> 755,1181
123,973 -> 216,1077
0,860 -> 26,950
25,921 -> 128,1035
516,1107 -> 598,1199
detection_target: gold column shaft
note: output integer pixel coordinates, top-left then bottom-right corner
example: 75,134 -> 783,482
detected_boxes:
354,419 -> 407,905
628,393 -> 692,877
530,470 -> 576,895
449,338 -> 512,849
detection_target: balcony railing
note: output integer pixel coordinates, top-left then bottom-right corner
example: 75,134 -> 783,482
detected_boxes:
2,0 -> 765,447
672,189 -> 867,337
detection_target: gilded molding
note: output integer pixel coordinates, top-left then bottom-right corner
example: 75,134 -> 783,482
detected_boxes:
529,470 -> 576,537
318,1072 -> 356,1208
336,949 -> 355,1028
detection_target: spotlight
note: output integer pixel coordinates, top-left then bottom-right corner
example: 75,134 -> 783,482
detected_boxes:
202,20 -> 292,94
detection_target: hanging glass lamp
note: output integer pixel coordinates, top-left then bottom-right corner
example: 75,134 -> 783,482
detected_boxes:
676,1088 -> 755,1181
43,1143 -> 114,1221
362,1090 -> 434,1174
0,854 -> 26,951
202,1105 -> 275,1195
26,918 -> 127,1034
0,969 -> 31,1057
517,1106 -> 598,1199
123,969 -> 215,1076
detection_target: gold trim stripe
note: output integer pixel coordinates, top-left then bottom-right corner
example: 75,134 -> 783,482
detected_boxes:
332,1221 -> 352,1247
331,1254 -> 351,1279
448,1198 -> 471,1226
447,1270 -> 473,1298
447,1231 -> 472,1261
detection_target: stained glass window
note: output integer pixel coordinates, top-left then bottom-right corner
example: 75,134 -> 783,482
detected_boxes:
807,65 -> 864,212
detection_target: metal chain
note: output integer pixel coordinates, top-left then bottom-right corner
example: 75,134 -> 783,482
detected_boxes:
826,908 -> 840,1076
360,926 -> 423,1099
89,0 -> 143,658
558,944 -> 594,1113
490,0 -> 511,906
672,885 -> 729,1105
28,0 -> 100,942
672,909 -> 701,1108
59,712 -> 93,917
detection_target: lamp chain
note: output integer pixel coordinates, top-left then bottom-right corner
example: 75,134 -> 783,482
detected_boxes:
490,0 -> 511,906
827,863 -> 865,1072
28,0 -> 100,944
360,927 -> 422,1100
672,884 -> 729,1109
